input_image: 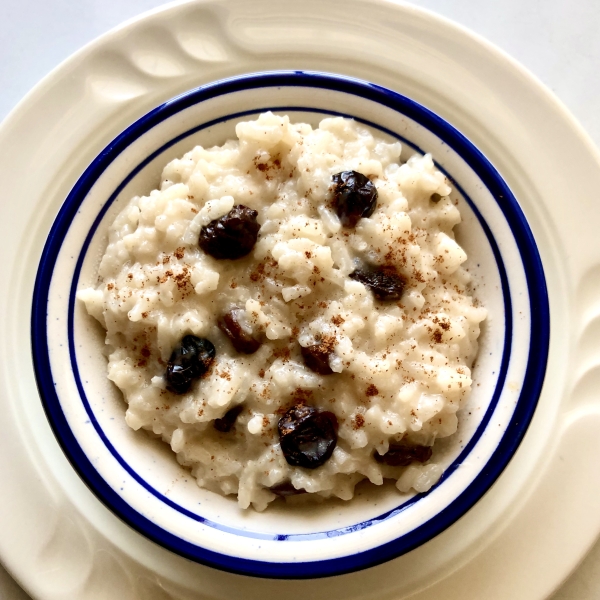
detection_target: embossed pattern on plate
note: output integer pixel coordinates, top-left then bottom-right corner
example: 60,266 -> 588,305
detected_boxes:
1,0 -> 600,598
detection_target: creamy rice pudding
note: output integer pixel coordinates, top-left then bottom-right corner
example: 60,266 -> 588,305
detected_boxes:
77,112 -> 486,510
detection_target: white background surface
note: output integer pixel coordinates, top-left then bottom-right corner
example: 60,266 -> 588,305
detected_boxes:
1,0 -> 599,598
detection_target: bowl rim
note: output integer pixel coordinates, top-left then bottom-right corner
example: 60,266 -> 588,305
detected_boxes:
31,70 -> 549,578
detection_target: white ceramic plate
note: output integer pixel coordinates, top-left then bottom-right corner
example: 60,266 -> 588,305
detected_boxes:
1,0 -> 600,598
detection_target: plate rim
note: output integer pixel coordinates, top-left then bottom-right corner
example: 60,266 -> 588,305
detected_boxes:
0,0 -> 598,597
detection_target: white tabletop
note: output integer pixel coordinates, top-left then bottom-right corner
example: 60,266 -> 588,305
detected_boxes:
1,0 -> 599,598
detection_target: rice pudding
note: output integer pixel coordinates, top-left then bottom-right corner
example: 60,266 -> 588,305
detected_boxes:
77,112 -> 486,511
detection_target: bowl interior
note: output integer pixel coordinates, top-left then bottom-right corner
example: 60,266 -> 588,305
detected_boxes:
33,72 -> 548,577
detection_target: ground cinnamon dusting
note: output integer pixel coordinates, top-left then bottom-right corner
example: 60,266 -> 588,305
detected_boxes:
366,384 -> 379,397
352,414 -> 365,430
272,347 -> 291,361
291,388 -> 313,404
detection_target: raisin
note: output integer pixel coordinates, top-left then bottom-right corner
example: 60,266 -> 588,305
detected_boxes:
218,309 -> 261,354
430,193 -> 442,203
331,170 -> 378,227
301,343 -> 334,375
199,205 -> 260,260
278,405 -> 338,469
165,335 -> 215,394
214,404 -> 244,433
350,266 -> 406,301
374,443 -> 432,467
270,481 -> 306,497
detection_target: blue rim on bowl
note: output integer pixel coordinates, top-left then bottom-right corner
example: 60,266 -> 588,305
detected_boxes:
31,71 -> 549,578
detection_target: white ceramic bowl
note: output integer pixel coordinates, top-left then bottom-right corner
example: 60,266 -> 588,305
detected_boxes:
31,71 -> 549,578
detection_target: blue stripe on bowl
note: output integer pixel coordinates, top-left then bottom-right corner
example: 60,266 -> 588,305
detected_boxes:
31,71 -> 549,578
